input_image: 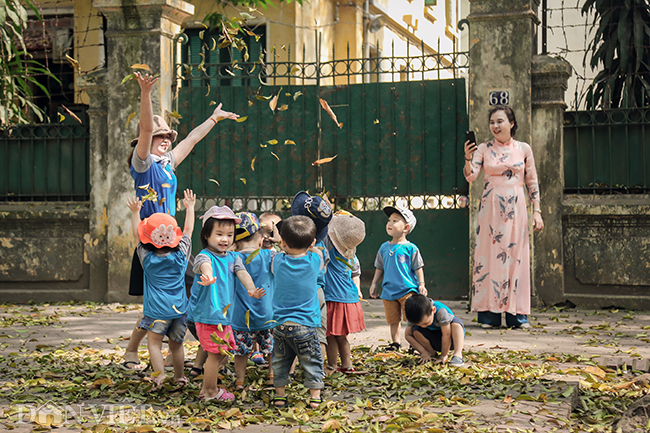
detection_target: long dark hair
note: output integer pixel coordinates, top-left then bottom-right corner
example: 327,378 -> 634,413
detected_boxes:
488,105 -> 518,137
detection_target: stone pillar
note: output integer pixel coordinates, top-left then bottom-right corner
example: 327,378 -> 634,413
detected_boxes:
77,70 -> 109,301
467,0 -> 540,299
531,55 -> 571,306
91,0 -> 194,302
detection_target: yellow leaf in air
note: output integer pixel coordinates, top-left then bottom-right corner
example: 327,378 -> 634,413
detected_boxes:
245,310 -> 251,330
269,93 -> 279,113
264,320 -> 278,325
131,63 -> 151,71
318,97 -> 343,129
222,303 -> 231,318
312,155 -> 338,166
248,100 -> 254,107
256,94 -> 272,101
210,332 -> 225,345
137,183 -> 150,190
172,304 -> 182,314
225,69 -> 236,76
251,157 -> 256,172
121,73 -> 136,85
271,152 -> 279,160
244,248 -> 261,265
278,104 -> 289,111
267,139 -> 278,145
260,143 -> 267,148
240,178 -> 247,185
126,112 -> 137,128
161,183 -> 171,188
211,38 -> 217,51
285,93 -> 292,97
284,139 -> 296,145
158,197 -> 166,206
58,113 -> 65,122
209,179 -> 220,187
217,323 -> 224,332
293,91 -> 303,100
236,116 -> 248,123
66,54 -> 80,73
205,84 -> 211,97
209,100 -> 217,106
374,119 -> 380,124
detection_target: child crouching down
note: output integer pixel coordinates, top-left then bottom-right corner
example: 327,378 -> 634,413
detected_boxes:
191,206 -> 265,402
232,212 -> 276,389
323,211 -> 367,374
404,294 -> 465,367
126,189 -> 196,388
272,216 -> 325,409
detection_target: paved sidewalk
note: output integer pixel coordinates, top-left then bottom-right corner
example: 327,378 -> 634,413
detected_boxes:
1,300 -> 649,432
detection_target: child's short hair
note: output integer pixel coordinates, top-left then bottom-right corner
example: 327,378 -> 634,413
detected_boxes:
200,218 -> 235,249
235,230 -> 262,248
259,211 -> 281,220
404,294 -> 432,324
280,215 -> 316,249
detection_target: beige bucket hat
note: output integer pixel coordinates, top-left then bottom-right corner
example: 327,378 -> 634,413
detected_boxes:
328,210 -> 366,259
130,115 -> 178,147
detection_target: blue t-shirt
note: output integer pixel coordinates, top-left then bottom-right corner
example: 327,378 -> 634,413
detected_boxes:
130,152 -> 177,219
426,300 -> 454,331
137,234 -> 191,320
315,240 -> 329,289
374,241 -> 424,301
232,249 -> 276,331
322,236 -> 361,303
272,250 -> 324,328
190,249 -> 245,326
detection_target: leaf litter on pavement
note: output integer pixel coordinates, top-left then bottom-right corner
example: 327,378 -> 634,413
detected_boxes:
0,302 -> 649,432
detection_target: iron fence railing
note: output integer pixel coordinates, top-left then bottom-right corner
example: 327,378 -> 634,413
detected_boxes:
0,113 -> 90,202
564,107 -> 650,194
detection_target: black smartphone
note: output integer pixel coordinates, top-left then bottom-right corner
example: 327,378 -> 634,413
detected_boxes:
466,130 -> 476,145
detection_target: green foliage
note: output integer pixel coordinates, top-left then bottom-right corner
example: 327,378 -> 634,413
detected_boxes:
0,0 -> 59,126
582,0 -> 650,109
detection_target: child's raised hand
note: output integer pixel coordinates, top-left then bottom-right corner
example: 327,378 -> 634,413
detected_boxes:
135,72 -> 158,93
211,103 -> 239,121
127,196 -> 142,213
183,189 -> 196,209
198,274 -> 216,286
248,287 -> 266,299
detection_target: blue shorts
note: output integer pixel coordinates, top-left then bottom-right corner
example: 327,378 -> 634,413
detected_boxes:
412,316 -> 464,352
233,329 -> 273,356
139,314 -> 188,343
272,323 -> 323,390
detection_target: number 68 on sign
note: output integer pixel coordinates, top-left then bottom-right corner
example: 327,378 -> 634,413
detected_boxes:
488,90 -> 510,106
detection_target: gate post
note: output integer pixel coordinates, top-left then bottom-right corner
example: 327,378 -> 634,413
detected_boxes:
90,0 -> 194,302
531,55 -> 571,305
467,0 -> 540,300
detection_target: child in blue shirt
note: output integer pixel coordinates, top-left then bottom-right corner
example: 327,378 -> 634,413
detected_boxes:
369,205 -> 427,351
190,206 -> 265,402
271,216 -> 325,409
232,212 -> 276,389
126,189 -> 195,389
323,211 -> 367,374
404,294 -> 465,367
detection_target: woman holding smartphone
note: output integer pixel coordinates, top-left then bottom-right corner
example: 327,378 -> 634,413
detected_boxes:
463,105 -> 544,329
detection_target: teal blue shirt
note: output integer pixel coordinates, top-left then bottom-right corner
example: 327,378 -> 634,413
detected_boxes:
322,236 -> 361,303
272,250 -> 324,327
374,241 -> 424,300
232,249 -> 276,331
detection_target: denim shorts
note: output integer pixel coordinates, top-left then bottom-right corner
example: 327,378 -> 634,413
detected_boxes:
272,322 -> 324,390
139,314 -> 188,343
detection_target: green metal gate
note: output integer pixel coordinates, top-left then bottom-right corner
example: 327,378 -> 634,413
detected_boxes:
173,36 -> 469,299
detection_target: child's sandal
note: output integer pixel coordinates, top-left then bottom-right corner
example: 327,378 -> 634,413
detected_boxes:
273,396 -> 288,408
189,367 -> 204,378
235,381 -> 245,391
265,374 -> 274,386
309,397 -> 323,409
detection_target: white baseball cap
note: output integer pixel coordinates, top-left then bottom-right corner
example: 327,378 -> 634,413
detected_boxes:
383,205 -> 417,234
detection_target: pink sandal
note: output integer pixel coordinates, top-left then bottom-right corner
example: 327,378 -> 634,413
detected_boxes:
202,388 -> 235,402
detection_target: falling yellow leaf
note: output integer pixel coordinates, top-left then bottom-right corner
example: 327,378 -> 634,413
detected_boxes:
209,101 -> 217,106
236,116 -> 248,123
269,93 -> 279,112
293,91 -> 303,100
161,183 -> 171,188
222,304 -> 231,319
66,54 -> 80,73
210,332 -> 226,345
318,97 -> 343,128
374,119 -> 380,124
251,157 -> 256,172
248,100 -> 254,107
225,69 -> 235,76
158,197 -> 166,206
285,93 -> 292,97
172,304 -> 182,314
121,73 -> 136,85
267,139 -> 278,145
205,84 -> 211,97
264,320 -> 278,325
245,248 -> 261,265
271,152 -> 279,160
61,105 -> 82,123
284,139 -> 296,145
217,323 -> 224,332
211,38 -> 217,51
312,155 -> 338,166
126,112 -> 137,128
58,113 -> 65,122
260,143 -> 267,148
256,94 -> 272,101
209,179 -> 220,187
240,178 -> 247,185
137,184 -> 150,190
245,310 -> 251,330
278,104 -> 289,111
131,63 -> 151,71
